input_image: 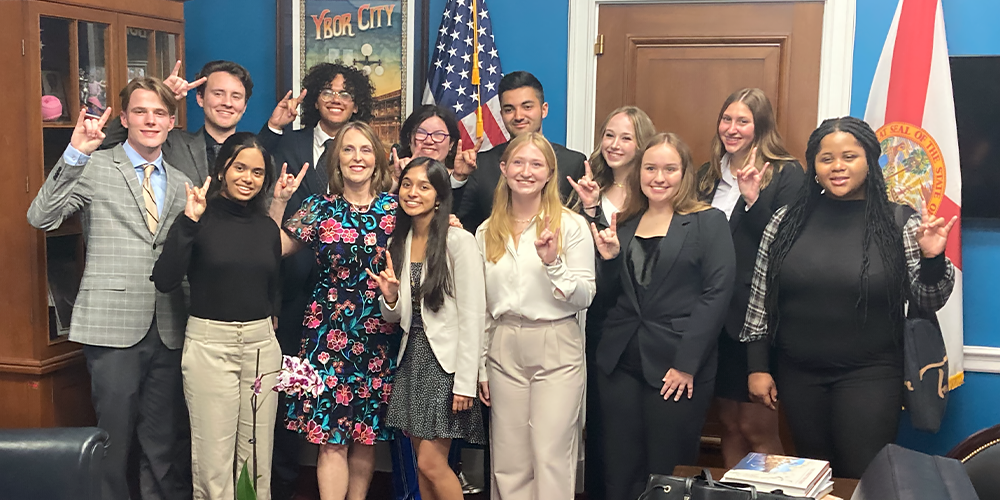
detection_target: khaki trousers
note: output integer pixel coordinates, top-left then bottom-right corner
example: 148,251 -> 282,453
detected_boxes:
487,315 -> 585,500
182,317 -> 282,500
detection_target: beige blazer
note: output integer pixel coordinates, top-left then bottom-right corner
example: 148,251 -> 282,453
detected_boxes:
379,226 -> 486,398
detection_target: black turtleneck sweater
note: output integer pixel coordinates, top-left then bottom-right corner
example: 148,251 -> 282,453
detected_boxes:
153,196 -> 281,322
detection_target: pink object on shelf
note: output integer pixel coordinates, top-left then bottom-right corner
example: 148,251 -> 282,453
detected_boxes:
41,95 -> 63,121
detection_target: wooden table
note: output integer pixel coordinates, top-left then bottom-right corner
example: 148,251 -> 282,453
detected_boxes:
673,465 -> 859,499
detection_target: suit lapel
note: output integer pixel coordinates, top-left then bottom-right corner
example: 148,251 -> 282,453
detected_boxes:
190,127 -> 209,180
729,197 -> 746,234
113,145 -> 148,225
298,128 -> 326,196
155,160 -> 183,241
648,213 -> 691,289
617,218 -> 641,312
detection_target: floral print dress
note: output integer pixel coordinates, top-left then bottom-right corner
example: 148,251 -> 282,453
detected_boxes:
282,192 -> 400,445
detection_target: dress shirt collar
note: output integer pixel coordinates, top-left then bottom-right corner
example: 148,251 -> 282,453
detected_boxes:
720,154 -> 736,187
313,126 -> 335,151
123,140 -> 165,174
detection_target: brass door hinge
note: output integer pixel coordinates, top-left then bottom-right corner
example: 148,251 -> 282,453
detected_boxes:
595,34 -> 604,56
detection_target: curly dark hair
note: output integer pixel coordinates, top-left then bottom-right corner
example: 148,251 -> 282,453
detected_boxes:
300,63 -> 375,129
762,116 -> 906,340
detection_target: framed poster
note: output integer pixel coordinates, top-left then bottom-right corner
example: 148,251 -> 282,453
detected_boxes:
277,0 -> 418,147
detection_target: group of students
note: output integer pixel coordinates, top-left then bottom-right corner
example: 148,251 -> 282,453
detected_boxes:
27,55 -> 958,500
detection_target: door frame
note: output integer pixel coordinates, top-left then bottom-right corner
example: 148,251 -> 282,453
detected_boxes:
565,0 -> 856,153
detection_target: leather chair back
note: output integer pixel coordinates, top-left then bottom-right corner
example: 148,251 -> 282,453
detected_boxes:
947,423 -> 1000,500
0,427 -> 108,500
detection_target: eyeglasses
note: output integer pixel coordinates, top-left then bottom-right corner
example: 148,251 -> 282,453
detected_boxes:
318,88 -> 354,102
413,129 -> 451,144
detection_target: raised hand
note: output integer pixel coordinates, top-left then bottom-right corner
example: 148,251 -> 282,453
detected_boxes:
567,160 -> 601,210
163,60 -> 207,101
590,212 -> 621,260
365,252 -> 401,304
273,162 -> 310,203
534,215 -> 559,265
660,368 -> 694,401
70,106 -> 113,156
184,176 -> 212,222
453,136 -> 484,180
268,89 -> 308,130
391,147 -> 412,181
735,147 -> 769,207
916,204 -> 958,258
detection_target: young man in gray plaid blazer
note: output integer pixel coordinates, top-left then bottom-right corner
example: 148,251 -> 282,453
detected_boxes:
28,77 -> 196,500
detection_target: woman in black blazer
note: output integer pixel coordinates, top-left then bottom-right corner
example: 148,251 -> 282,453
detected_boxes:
695,88 -> 803,467
591,132 -> 736,500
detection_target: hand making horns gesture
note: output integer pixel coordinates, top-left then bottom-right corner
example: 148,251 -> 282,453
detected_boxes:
70,106 -> 113,156
184,176 -> 212,223
366,252 -> 401,305
915,204 -> 958,259
734,146 -> 771,208
273,162 -> 310,204
453,136 -> 485,180
590,212 -> 620,260
534,215 -> 560,266
567,160 -> 601,210
163,60 -> 208,101
268,89 -> 308,130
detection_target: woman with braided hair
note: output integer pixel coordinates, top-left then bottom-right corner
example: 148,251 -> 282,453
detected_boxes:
740,116 -> 957,478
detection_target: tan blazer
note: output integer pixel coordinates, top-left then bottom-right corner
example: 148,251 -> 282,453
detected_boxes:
379,226 -> 487,398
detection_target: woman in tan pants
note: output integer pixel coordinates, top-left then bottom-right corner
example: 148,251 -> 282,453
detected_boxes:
153,132 -> 306,499
476,132 -> 596,500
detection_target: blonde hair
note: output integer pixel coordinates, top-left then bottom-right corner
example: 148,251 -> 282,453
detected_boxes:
619,133 -> 711,222
483,133 -> 568,263
327,121 -> 394,195
569,106 -> 657,210
699,88 -> 798,196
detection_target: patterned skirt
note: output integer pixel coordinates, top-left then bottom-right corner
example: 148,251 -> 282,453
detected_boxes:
386,326 -> 486,444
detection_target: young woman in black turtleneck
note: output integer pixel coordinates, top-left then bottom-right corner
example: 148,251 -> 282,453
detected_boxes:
153,132 -> 305,500
740,117 -> 957,479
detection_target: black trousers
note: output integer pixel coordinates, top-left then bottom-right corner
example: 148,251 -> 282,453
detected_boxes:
597,367 -> 714,500
775,360 -> 902,479
82,320 -> 191,500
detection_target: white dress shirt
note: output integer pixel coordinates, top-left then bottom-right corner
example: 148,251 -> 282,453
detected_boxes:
712,154 -> 744,220
312,126 -> 334,168
476,210 -> 596,322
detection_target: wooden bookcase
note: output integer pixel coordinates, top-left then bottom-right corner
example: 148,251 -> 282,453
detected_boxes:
0,0 -> 184,428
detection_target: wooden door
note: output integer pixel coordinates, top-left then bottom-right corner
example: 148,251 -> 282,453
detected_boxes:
595,1 -> 824,165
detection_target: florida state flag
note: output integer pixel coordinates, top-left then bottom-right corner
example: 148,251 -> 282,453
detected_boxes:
865,0 -> 964,389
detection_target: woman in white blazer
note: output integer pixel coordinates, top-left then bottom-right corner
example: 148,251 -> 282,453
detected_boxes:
369,157 -> 487,500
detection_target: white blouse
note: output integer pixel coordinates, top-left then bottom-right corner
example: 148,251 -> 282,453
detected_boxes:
475,210 -> 596,323
711,154 -> 742,220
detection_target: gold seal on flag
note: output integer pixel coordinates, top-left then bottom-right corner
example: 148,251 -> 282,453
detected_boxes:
876,122 -> 947,215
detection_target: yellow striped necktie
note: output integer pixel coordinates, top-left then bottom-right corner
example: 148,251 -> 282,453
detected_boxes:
141,163 -> 159,234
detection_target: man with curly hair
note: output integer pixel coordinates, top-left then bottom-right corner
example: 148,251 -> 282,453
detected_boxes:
260,62 -> 376,500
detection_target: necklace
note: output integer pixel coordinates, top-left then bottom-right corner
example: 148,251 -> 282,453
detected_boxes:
513,215 -> 536,224
344,195 -> 375,212
612,181 -> 626,189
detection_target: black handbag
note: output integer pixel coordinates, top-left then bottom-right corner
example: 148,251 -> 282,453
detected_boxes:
639,469 -> 808,500
893,204 -> 950,433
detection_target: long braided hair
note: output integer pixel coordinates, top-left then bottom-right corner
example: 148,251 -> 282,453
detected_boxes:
762,117 -> 906,339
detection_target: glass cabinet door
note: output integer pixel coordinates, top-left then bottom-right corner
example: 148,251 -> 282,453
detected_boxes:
125,26 -> 181,80
78,21 -> 109,116
39,16 -> 73,124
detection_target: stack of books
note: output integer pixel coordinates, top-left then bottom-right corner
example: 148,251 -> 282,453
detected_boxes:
721,453 -> 835,499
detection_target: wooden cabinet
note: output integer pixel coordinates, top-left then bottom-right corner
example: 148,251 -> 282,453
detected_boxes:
0,0 -> 184,428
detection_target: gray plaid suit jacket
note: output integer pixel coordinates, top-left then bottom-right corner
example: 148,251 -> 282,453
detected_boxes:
27,144 -> 189,349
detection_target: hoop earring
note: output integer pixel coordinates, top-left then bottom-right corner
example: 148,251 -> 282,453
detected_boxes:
814,175 -> 819,183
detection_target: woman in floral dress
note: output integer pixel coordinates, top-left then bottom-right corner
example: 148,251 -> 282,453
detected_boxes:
271,121 -> 399,500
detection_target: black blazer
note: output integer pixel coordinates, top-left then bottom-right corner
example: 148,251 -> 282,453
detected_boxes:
101,121 -> 210,184
261,124 -> 329,355
596,208 -> 736,388
456,140 -> 587,231
696,160 -> 804,339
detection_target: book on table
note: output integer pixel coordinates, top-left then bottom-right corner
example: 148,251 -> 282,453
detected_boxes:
721,452 -> 836,498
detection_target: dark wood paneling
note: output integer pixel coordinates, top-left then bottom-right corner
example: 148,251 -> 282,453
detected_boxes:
39,0 -> 183,22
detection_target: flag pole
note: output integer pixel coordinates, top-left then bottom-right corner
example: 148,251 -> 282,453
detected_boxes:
471,0 -> 484,140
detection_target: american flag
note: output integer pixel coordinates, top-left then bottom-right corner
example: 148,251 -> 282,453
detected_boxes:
423,0 -> 509,150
